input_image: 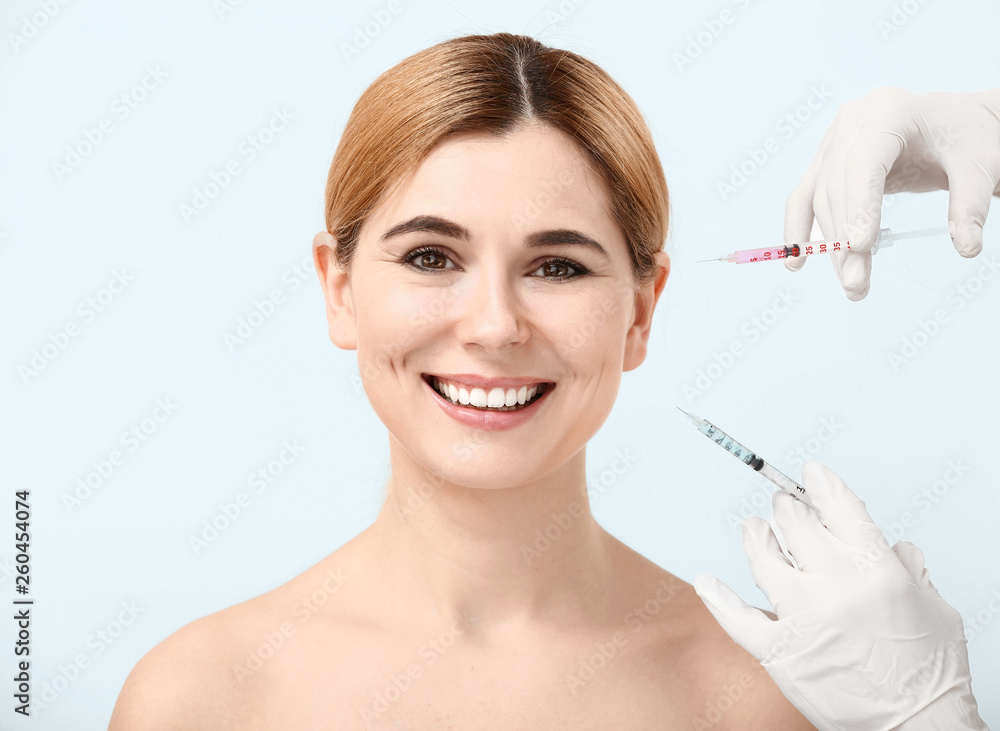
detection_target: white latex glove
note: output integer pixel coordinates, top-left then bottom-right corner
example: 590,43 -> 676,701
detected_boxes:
785,87 -> 1000,300
694,461 -> 988,731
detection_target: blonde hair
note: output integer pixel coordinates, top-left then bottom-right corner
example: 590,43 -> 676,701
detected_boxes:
324,32 -> 668,285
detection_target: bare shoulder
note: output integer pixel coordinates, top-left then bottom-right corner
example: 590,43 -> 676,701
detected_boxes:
108,602 -> 261,730
606,536 -> 816,730
677,594 -> 816,730
109,544 -> 358,730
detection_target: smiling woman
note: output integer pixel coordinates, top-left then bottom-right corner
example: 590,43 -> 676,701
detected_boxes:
108,33 -> 815,729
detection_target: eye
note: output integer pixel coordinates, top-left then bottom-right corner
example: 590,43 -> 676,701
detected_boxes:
403,246 -> 456,272
402,247 -> 588,281
531,257 -> 589,281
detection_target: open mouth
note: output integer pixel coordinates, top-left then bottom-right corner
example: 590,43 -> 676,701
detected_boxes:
422,374 -> 553,412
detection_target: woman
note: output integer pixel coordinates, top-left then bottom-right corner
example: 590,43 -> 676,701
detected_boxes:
110,33 -> 814,729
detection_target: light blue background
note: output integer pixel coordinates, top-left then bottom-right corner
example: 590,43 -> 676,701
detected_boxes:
2,0 -> 998,728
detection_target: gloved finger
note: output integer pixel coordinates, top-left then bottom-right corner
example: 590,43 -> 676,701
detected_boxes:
944,159 -> 997,257
810,187 -> 865,298
784,254 -> 808,272
812,169 -> 836,244
815,133 -> 851,254
693,573 -> 777,660
742,517 -> 798,613
893,540 -> 933,590
771,491 -> 848,574
830,248 -> 872,301
843,131 -> 903,252
784,154 -> 823,273
814,145 -> 861,297
800,461 -> 886,553
811,112 -> 862,254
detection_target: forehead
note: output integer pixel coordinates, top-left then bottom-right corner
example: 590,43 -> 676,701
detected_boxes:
368,124 -> 618,238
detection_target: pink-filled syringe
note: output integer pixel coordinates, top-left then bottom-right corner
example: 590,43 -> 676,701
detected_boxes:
701,226 -> 950,264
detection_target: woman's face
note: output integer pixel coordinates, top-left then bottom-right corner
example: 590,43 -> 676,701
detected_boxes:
315,123 -> 668,489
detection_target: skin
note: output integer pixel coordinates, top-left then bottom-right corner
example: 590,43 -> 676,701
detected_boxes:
109,124 -> 814,730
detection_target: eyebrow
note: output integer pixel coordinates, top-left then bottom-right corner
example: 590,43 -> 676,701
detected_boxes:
380,215 -> 609,260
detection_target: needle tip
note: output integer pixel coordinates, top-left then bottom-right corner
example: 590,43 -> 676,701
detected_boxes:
677,407 -> 702,426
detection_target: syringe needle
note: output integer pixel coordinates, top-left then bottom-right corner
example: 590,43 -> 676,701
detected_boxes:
698,254 -> 737,263
676,407 -> 704,427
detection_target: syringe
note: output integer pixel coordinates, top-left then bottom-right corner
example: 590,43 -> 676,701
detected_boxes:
678,408 -> 815,509
701,225 -> 950,264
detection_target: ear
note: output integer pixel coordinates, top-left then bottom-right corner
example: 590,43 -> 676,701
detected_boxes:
623,250 -> 670,371
313,231 -> 358,350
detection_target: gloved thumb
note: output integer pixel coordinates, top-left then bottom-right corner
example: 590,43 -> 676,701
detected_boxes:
892,540 -> 935,591
694,573 -> 773,660
785,253 -> 808,272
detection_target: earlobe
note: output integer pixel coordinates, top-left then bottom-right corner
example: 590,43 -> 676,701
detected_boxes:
623,250 -> 671,372
312,231 -> 358,350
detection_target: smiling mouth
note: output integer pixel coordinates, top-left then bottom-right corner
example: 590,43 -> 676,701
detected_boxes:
422,375 -> 553,412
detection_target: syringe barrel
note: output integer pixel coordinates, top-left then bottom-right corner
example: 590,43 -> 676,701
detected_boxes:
731,246 -> 793,263
757,461 -> 814,508
698,422 -> 764,469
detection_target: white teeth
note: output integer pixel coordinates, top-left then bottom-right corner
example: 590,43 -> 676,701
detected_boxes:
488,388 -> 507,408
429,377 -> 547,411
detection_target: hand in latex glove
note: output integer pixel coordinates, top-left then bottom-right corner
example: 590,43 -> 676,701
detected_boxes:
694,461 -> 988,731
785,87 -> 1000,300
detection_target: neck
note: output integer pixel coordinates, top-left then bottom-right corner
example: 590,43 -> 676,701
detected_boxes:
367,438 -> 615,636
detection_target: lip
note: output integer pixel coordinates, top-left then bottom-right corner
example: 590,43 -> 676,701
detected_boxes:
422,374 -> 554,431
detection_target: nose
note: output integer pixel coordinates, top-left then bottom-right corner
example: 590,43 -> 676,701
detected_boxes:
453,267 -> 529,351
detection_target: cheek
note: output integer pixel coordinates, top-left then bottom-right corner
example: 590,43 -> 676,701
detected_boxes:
359,274 -> 469,349
550,288 -> 632,357
351,285 -> 410,391
353,283 -> 456,382
403,283 -> 466,331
